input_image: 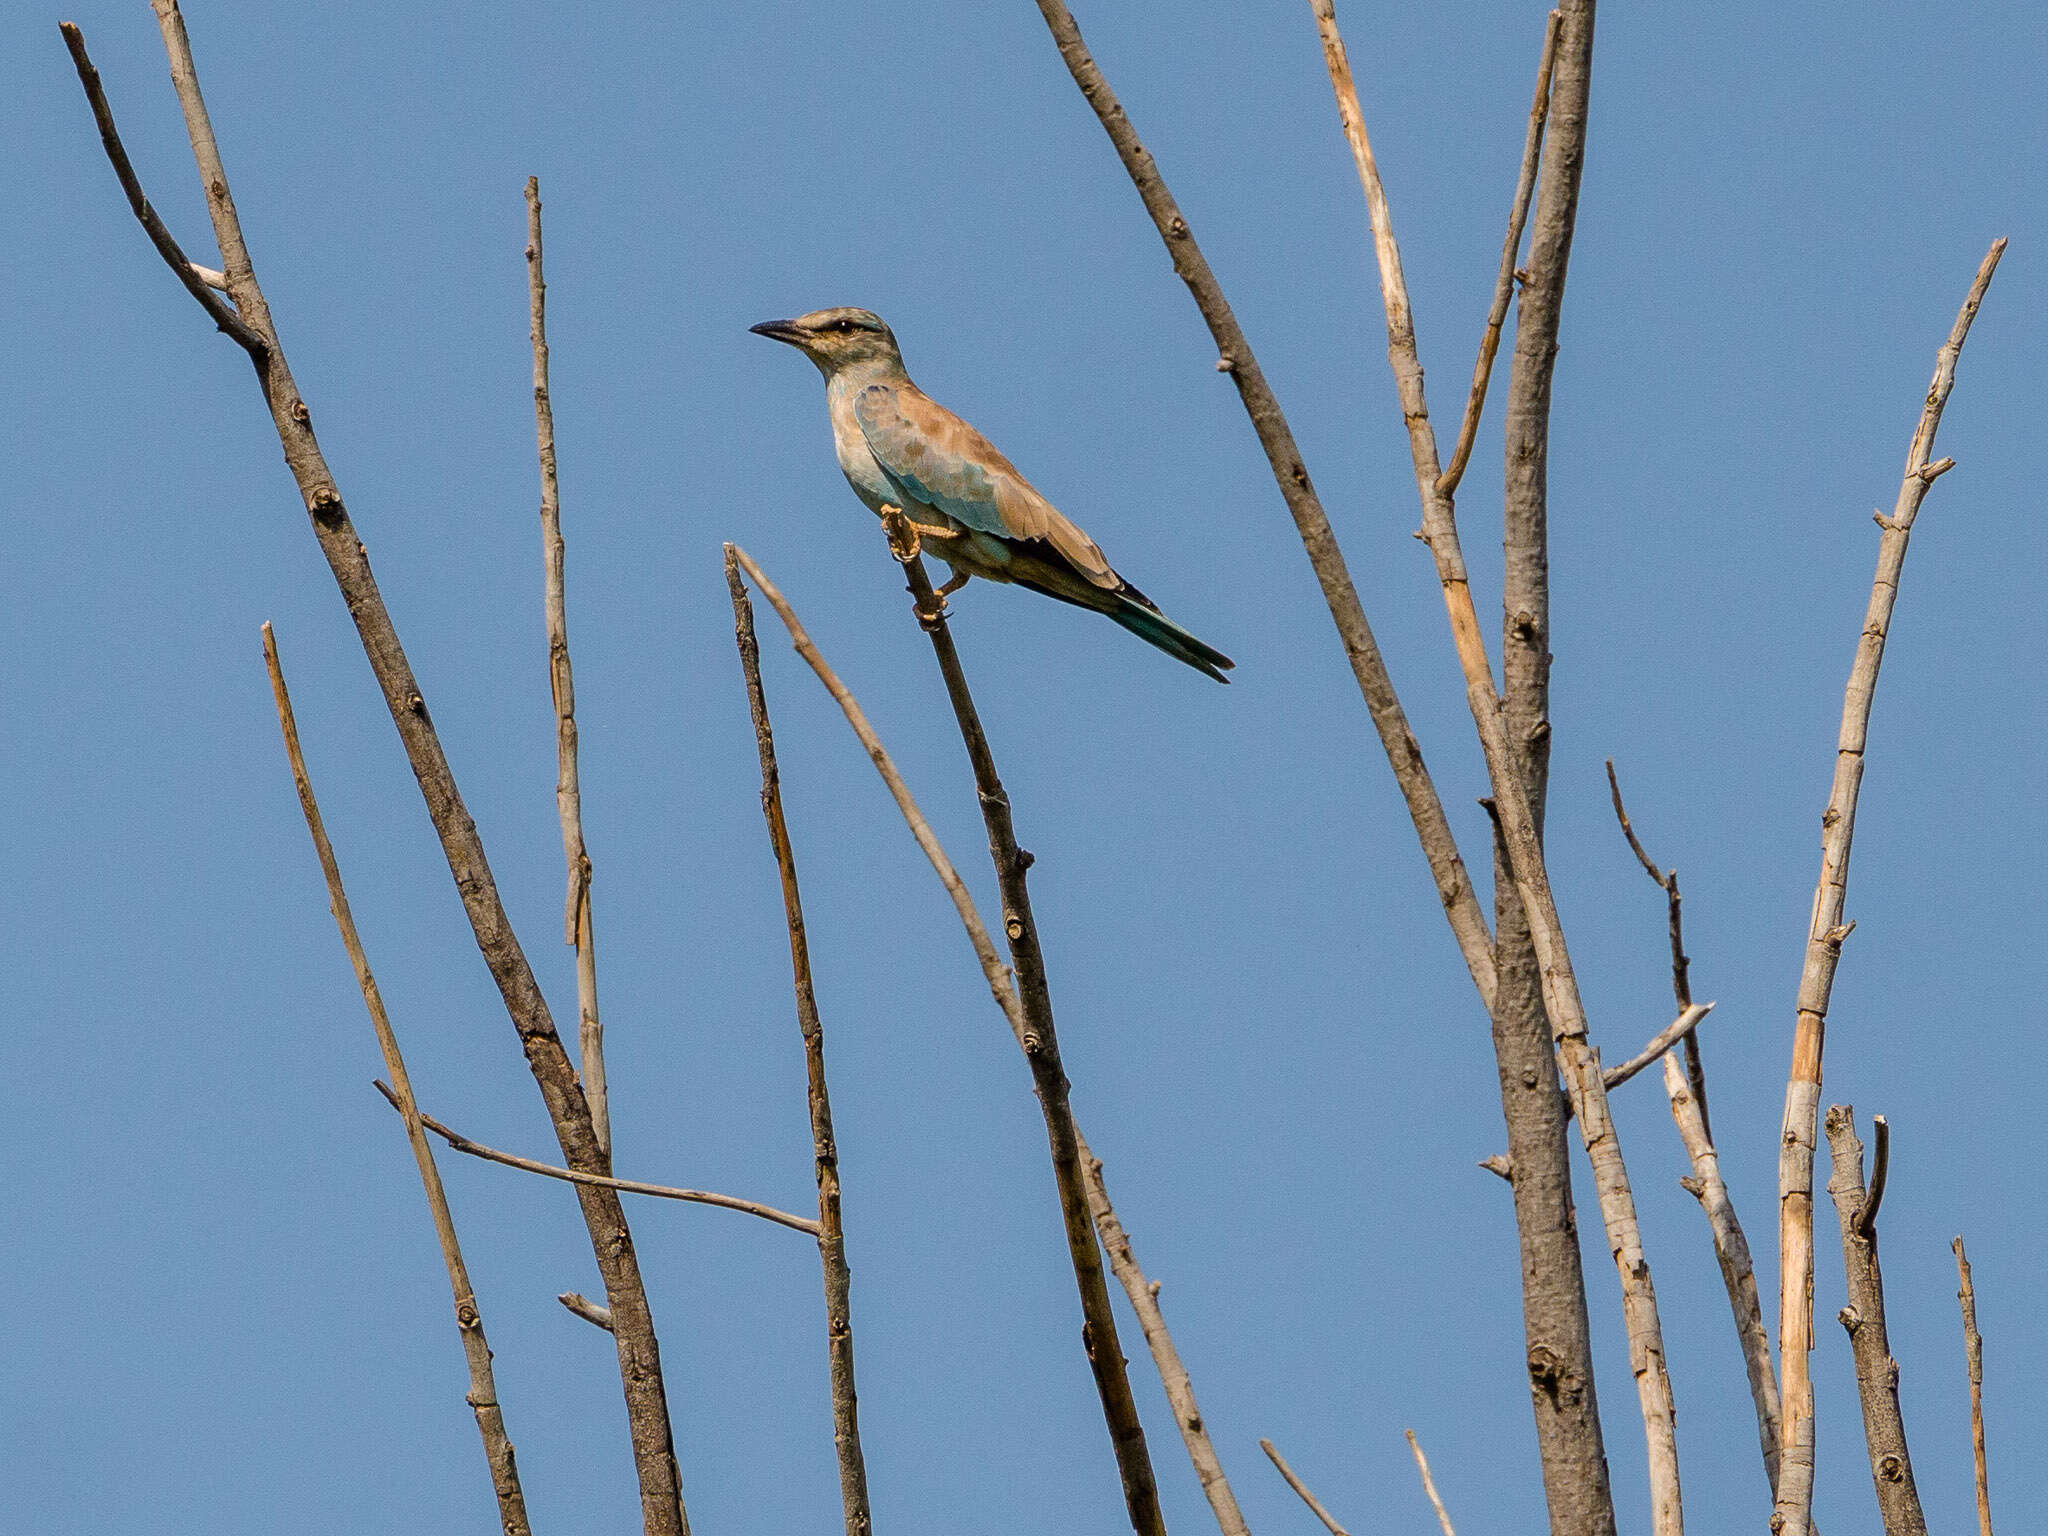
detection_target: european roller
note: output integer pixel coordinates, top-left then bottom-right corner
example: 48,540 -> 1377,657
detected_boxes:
751,307 -> 1234,682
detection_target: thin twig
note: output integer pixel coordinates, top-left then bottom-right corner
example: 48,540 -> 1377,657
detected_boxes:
726,550 -> 873,1536
1823,1106 -> 1927,1536
1601,1003 -> 1714,1092
79,8 -> 693,1525
1310,6 -> 1681,1529
528,176 -> 609,1161
1258,1440 -> 1350,1536
1608,764 -> 1793,1519
1854,1116 -> 1890,1240
737,545 -> 1237,1536
1080,1137 -> 1250,1536
1405,1431 -> 1457,1536
1952,1238 -> 1992,1536
880,522 -> 1164,1536
373,1081 -> 820,1237
58,25 -> 267,360
1774,239 -> 2005,1536
1027,0 -> 1496,1012
262,625 -> 531,1536
1436,9 -> 1561,498
560,1291 -> 615,1332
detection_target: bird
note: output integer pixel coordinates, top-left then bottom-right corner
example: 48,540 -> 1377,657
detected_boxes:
750,307 -> 1234,682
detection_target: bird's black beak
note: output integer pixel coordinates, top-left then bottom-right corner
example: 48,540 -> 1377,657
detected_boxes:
749,318 -> 807,347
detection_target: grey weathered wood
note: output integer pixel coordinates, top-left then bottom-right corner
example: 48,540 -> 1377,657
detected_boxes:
1823,1107 -> 1927,1536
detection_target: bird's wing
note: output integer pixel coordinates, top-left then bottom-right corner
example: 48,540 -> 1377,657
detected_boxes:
854,382 -> 1118,589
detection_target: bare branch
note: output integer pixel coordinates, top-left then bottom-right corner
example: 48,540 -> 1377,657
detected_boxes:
1081,1138 -> 1250,1536
73,7 -> 695,1523
58,24 -> 268,359
261,625 -> 531,1536
1258,1440 -> 1351,1536
1855,1116 -> 1890,1241
1310,4 -> 1680,1527
878,522 -> 1163,1536
1823,1106 -> 1927,1536
1607,764 -> 1792,1518
560,1292 -> 615,1332
527,176 -> 609,1161
1953,1238 -> 1992,1536
1774,238 -> 2005,1536
1436,9 -> 1561,498
373,1081 -> 821,1237
726,549 -> 873,1536
1601,1003 -> 1714,1092
1028,0 -> 1496,1011
1405,1431 -> 1457,1536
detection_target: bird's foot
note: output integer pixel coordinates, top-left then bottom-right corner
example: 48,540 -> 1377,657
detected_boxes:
880,504 -> 920,563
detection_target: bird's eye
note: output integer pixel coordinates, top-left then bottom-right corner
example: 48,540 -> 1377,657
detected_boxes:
832,319 -> 858,333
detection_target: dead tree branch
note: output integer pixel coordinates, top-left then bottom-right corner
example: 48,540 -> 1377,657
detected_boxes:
1311,3 -> 1681,1528
1028,0 -> 1497,1011
66,12 -> 691,1530
1436,8 -> 1561,499
1773,238 -> 2005,1536
1606,763 -> 1791,1518
881,524 -> 1163,1536
726,550 -> 873,1536
1405,1431 -> 1458,1536
1081,1137 -> 1251,1536
1823,1107 -> 1927,1536
1600,1003 -> 1714,1093
560,1291 -> 615,1332
1258,1440 -> 1350,1536
262,626 -> 531,1536
371,1082 -> 820,1238
1953,1238 -> 1992,1536
528,176 -> 608,1160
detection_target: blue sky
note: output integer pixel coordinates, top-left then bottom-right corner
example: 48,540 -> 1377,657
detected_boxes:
10,2 -> 2043,1532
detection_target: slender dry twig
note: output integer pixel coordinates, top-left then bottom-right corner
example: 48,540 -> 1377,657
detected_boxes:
1600,1003 -> 1713,1092
561,1291 -> 615,1332
736,546 -> 1241,1536
70,13 -> 691,1528
1258,1440 -> 1350,1536
1080,1136 -> 1251,1536
371,1081 -> 820,1237
1823,1107 -> 1927,1536
1773,239 -> 2005,1536
1607,764 -> 1792,1517
878,527 -> 1163,1536
1436,8 -> 1561,498
1028,0 -> 1496,1012
528,176 -> 608,1161
1855,1116 -> 1890,1241
1310,5 -> 1681,1529
1405,1431 -> 1457,1536
1953,1238 -> 1992,1536
726,550 -> 873,1536
262,625 -> 531,1536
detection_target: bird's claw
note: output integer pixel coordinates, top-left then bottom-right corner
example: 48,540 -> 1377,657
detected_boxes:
880,504 -> 921,564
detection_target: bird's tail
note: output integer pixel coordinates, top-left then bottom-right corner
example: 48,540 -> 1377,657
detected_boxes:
1110,596 -> 1235,683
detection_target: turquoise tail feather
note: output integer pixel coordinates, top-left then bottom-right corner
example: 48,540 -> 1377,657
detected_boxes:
1109,598 -> 1234,683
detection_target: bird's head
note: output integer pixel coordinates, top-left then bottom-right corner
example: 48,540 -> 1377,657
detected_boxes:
749,307 -> 903,377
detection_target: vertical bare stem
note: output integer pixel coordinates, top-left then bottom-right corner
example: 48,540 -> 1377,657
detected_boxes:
1258,1441 -> 1350,1536
261,625 -> 531,1536
1311,5 -> 1683,1530
528,176 -> 609,1160
1773,239 -> 2005,1536
1080,1136 -> 1250,1536
725,551 -> 872,1536
1608,763 -> 1788,1513
888,538 -> 1164,1536
1404,1431 -> 1457,1536
1028,0 -> 1497,1012
85,10 -> 695,1527
1822,1107 -> 1927,1536
1953,1238 -> 1992,1536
